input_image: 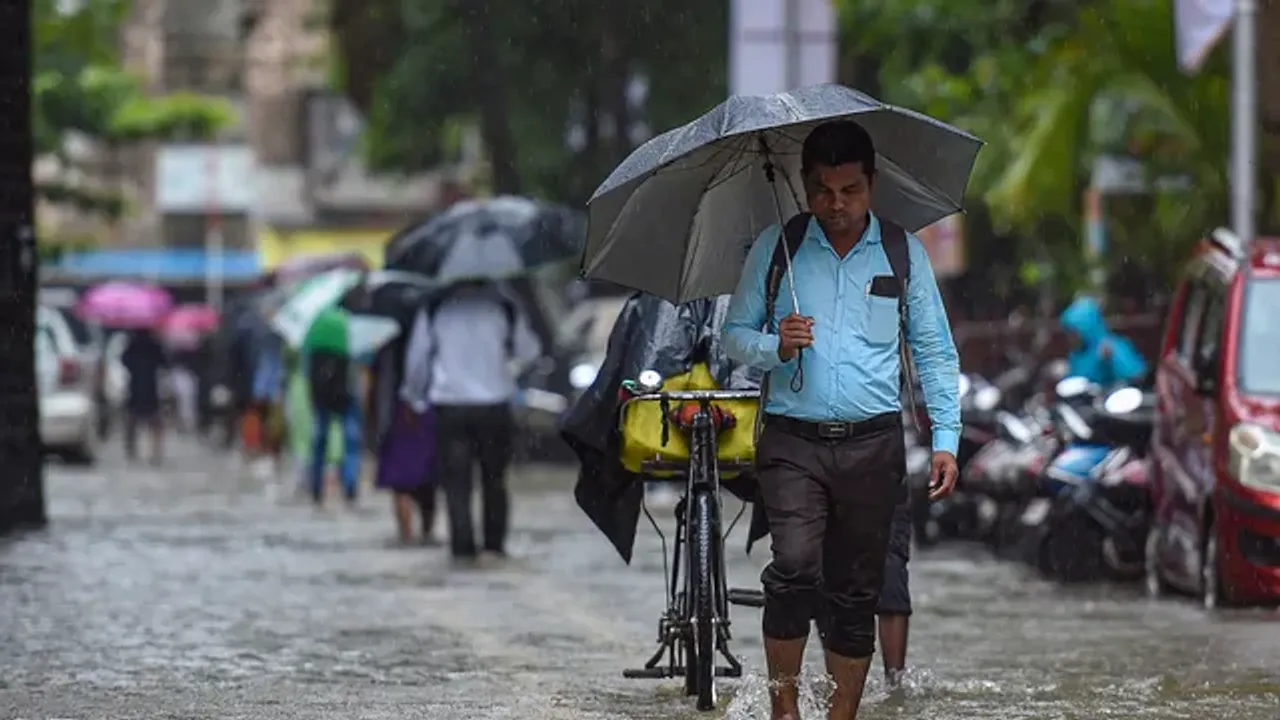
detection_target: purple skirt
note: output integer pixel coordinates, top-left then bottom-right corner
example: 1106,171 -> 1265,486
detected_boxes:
376,404 -> 438,492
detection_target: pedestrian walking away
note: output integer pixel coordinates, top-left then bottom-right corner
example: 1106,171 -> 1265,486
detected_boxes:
121,327 -> 169,465
874,500 -> 915,688
420,281 -> 541,564
723,120 -> 961,720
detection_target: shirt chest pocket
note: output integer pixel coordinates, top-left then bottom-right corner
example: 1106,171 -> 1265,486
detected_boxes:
862,294 -> 900,345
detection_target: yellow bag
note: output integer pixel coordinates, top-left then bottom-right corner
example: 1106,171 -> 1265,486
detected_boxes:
618,363 -> 758,477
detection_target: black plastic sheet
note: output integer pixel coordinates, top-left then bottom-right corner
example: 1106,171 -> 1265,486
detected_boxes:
560,291 -> 769,564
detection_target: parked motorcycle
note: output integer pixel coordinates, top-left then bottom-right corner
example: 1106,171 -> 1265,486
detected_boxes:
1034,385 -> 1154,582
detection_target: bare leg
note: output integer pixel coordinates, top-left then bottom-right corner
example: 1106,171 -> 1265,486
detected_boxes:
765,637 -> 806,720
878,614 -> 909,686
393,493 -> 416,543
825,651 -> 873,720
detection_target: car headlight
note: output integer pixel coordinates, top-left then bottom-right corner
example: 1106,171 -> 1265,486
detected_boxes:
569,362 -> 599,390
1228,423 -> 1280,492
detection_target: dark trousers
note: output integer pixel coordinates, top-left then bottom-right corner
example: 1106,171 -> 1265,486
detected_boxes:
755,413 -> 905,660
435,403 -> 514,558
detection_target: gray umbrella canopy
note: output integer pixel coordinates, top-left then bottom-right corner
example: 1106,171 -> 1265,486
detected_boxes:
583,83 -> 983,303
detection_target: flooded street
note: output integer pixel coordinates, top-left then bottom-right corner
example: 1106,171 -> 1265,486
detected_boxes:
3,440 -> 1279,719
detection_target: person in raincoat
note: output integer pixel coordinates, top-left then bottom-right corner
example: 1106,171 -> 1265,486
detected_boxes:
304,308 -> 364,506
1058,296 -> 1148,387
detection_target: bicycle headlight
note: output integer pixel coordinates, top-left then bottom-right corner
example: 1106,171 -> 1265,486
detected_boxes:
1228,423 -> 1280,492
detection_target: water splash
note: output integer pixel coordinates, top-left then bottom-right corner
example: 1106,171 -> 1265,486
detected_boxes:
724,666 -> 940,718
724,668 -> 833,719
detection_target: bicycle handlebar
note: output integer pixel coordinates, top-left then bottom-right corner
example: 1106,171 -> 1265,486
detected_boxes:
625,389 -> 761,402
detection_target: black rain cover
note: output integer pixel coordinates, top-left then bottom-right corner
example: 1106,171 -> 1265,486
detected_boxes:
559,291 -> 770,564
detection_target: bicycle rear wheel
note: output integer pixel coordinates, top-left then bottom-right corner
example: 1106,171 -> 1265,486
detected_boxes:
690,488 -> 717,711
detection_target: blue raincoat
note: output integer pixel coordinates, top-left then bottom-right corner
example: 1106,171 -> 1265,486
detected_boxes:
1059,297 -> 1147,386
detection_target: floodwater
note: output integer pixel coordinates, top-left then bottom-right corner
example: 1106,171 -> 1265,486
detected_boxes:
2,439 -> 1279,719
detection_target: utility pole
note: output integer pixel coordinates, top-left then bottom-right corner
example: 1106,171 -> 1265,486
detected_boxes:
783,0 -> 801,90
205,147 -> 224,311
1232,0 -> 1258,247
0,0 -> 45,533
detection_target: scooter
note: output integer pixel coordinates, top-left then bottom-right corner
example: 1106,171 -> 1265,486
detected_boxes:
1037,386 -> 1154,582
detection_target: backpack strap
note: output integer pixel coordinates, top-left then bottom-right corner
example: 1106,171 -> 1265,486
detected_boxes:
878,220 -> 920,425
756,213 -> 810,442
764,212 -> 811,331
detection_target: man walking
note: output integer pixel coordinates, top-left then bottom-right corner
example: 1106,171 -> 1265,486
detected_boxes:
724,120 -> 960,719
422,281 -> 540,564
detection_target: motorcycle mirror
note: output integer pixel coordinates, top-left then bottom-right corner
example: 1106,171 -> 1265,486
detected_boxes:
1055,375 -> 1092,399
974,386 -> 1002,412
637,369 -> 663,392
1045,359 -> 1069,381
1102,386 -> 1143,415
958,374 -> 972,398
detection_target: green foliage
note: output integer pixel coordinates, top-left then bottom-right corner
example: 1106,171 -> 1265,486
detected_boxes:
34,0 -> 236,215
334,0 -> 727,204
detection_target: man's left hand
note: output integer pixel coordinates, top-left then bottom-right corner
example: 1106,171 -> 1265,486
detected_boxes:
929,451 -> 959,500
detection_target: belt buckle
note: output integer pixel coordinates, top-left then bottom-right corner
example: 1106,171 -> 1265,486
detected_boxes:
817,422 -> 848,439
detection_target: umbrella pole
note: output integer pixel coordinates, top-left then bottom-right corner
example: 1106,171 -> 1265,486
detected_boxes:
758,134 -> 806,392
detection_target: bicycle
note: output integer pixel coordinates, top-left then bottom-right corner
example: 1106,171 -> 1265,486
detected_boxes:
617,374 -> 767,711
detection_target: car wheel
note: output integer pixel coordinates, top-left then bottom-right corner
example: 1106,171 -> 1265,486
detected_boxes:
1144,525 -> 1168,599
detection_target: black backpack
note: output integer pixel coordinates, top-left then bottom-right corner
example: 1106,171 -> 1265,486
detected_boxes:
761,213 -> 919,416
310,350 -> 352,414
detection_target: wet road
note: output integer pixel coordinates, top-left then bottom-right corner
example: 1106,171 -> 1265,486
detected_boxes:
3,439 -> 1280,719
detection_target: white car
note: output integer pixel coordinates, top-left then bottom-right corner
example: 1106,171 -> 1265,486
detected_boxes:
37,307 -> 98,464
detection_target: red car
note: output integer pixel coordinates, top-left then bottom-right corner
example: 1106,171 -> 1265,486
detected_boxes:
1146,228 -> 1280,609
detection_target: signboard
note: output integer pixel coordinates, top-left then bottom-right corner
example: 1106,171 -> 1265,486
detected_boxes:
730,0 -> 836,96
916,214 -> 966,278
155,144 -> 255,213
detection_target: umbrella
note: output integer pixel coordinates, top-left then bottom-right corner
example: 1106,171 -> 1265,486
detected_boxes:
582,83 -> 983,303
340,270 -> 437,329
161,303 -> 220,349
76,281 -> 174,329
270,251 -> 369,287
270,268 -> 364,348
302,307 -> 400,358
384,195 -> 585,283
271,268 -> 401,357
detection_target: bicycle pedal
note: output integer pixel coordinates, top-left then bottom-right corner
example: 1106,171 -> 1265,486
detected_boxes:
623,667 -> 675,679
727,587 -> 765,607
715,666 -> 743,678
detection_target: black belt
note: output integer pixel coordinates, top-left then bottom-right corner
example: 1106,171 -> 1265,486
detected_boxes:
765,412 -> 899,441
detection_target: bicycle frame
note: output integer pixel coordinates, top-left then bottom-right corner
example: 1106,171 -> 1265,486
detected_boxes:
621,389 -> 758,699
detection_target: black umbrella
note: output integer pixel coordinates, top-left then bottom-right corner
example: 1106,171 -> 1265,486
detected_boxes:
582,83 -> 984,303
384,196 -> 585,283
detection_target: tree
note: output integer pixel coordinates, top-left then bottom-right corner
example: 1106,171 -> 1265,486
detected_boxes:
331,0 -> 727,204
34,0 -> 235,218
983,0 -> 1229,283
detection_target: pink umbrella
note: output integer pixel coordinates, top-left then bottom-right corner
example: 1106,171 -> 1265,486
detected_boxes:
160,304 -> 220,348
76,281 -> 174,329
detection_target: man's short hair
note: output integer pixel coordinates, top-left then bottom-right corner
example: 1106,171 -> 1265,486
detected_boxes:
801,120 -> 877,177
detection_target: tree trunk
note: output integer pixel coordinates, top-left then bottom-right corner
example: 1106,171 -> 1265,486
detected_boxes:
456,2 -> 521,195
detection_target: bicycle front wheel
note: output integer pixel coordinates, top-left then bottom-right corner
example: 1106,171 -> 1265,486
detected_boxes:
690,488 -> 718,711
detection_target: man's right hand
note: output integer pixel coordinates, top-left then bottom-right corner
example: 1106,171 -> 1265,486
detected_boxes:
777,313 -> 814,361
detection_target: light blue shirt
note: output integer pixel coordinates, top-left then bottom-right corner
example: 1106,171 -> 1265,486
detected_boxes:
723,213 -> 962,455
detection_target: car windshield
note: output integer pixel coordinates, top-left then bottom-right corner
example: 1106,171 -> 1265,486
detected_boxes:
1239,279 -> 1280,394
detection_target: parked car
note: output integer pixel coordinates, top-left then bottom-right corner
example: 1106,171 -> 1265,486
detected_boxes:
35,321 -> 97,464
1146,228 -> 1280,609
